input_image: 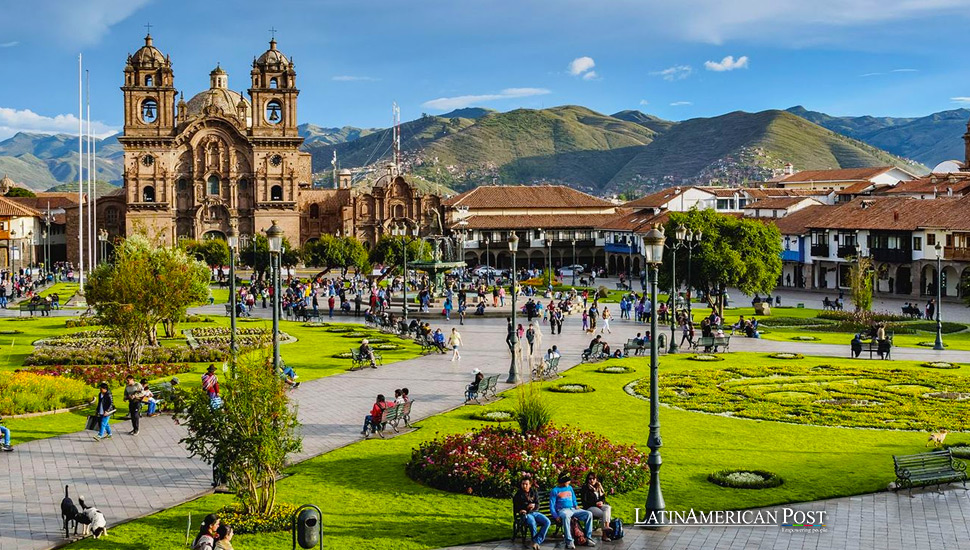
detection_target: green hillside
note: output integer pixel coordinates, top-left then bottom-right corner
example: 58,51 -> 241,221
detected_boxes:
787,106 -> 970,167
606,110 -> 926,190
0,133 -> 123,190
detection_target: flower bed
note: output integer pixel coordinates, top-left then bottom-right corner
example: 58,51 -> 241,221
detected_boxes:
470,410 -> 515,422
218,503 -> 297,534
597,365 -> 634,374
326,326 -> 354,333
549,383 -> 595,393
708,469 -> 783,489
373,344 -> 401,350
790,336 -> 819,341
0,330 -> 23,335
0,372 -> 91,415
65,318 -> 100,328
302,322 -> 329,328
188,327 -> 268,337
918,342 -> 947,348
921,361 -> 960,369
24,345 -> 226,366
20,362 -> 191,387
637,363 -> 970,431
405,425 -> 648,498
767,353 -> 804,360
688,354 -> 725,361
758,317 -> 835,327
332,352 -> 354,359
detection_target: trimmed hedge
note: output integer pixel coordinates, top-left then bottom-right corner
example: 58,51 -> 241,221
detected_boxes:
708,469 -> 783,489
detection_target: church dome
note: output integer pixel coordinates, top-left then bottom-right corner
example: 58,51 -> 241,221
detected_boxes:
131,34 -> 167,67
185,66 -> 251,124
0,174 -> 14,193
255,39 -> 290,69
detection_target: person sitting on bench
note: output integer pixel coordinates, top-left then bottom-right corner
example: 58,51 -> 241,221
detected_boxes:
139,378 -> 160,417
432,329 -> 448,353
359,339 -> 378,369
0,416 -> 13,451
281,361 -> 301,388
550,472 -> 595,549
466,369 -> 485,402
360,394 -> 395,436
514,476 -> 550,550
851,333 -> 863,358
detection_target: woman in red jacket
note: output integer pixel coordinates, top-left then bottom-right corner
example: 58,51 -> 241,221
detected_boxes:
361,394 -> 395,437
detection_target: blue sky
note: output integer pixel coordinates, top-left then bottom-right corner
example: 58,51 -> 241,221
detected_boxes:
3,0 -> 970,139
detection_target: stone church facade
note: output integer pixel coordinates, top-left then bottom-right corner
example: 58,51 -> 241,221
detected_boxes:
68,34 -> 441,264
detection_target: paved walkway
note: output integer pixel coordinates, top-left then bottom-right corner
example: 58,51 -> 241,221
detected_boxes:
440,488 -> 970,550
1,295 -> 969,549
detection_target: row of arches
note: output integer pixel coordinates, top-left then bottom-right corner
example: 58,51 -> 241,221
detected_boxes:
463,248 -> 605,271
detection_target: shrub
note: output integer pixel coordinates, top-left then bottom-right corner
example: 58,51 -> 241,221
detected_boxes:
20,362 -> 192,387
24,344 -> 227,366
471,409 -> 515,422
65,318 -> 100,328
789,336 -> 819,341
405,425 -> 648,498
942,444 -> 970,459
597,365 -> 634,374
0,372 -> 91,415
218,502 -> 297,534
708,469 -> 783,489
549,383 -> 595,393
817,310 -> 907,323
757,317 -> 834,327
514,383 -> 552,433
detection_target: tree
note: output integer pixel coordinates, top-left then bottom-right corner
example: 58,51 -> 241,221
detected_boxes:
302,234 -> 370,276
175,351 -> 302,515
664,209 -> 782,318
368,235 -> 433,277
849,255 -> 874,312
5,187 -> 36,198
239,234 -> 300,280
84,234 -> 210,365
182,238 -> 230,267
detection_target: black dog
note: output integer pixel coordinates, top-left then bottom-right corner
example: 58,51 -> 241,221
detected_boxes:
60,485 -> 79,537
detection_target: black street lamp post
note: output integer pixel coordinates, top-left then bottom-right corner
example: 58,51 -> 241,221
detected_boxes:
640,224 -> 667,524
935,242 -> 945,351
666,224 -> 689,353
545,235 -> 553,288
266,221 -> 283,373
684,230 -> 701,316
227,225 -> 238,373
571,237 -> 577,287
506,232 -> 520,384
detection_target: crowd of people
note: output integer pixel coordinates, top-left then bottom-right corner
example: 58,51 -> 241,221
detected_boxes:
514,470 -> 619,549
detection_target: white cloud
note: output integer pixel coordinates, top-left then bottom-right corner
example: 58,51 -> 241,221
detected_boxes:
0,42 -> 18,48
581,71 -> 599,80
892,68 -> 919,72
331,75 -> 380,82
951,97 -> 970,103
639,99 -> 649,106
0,107 -> 118,141
568,56 -> 596,77
704,55 -> 749,72
422,88 -> 552,111
3,0 -> 151,47
651,65 -> 692,81
669,101 -> 693,106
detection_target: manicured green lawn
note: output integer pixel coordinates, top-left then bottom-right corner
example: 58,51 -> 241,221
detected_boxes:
36,282 -> 80,304
2,317 -> 421,445
758,326 -> 970,351
66,352 -> 968,550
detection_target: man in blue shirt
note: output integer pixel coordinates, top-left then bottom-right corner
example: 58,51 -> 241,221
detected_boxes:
549,472 -> 595,548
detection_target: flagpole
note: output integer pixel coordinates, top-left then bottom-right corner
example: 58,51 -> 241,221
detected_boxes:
86,71 -> 93,274
77,55 -> 84,289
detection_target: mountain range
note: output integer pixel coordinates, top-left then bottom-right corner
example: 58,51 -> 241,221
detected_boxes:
1,104 -> 966,194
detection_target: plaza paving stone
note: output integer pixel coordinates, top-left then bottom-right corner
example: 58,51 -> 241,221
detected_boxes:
0,290 -> 968,549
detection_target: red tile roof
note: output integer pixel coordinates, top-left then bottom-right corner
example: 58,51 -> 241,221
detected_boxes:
780,166 -> 896,184
622,187 -> 690,209
443,185 -> 613,209
745,197 -> 820,210
458,213 -> 612,230
880,175 -> 970,196
804,197 -> 960,231
766,205 -> 835,235
598,209 -> 669,232
744,188 -> 832,199
0,196 -> 41,218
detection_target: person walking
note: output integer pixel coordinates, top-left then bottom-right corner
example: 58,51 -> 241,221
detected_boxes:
123,375 -> 144,436
526,323 -> 536,356
448,327 -> 463,361
93,383 -> 114,441
600,307 -> 612,334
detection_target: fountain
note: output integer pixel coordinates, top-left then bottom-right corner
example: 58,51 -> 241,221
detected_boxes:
411,235 -> 466,297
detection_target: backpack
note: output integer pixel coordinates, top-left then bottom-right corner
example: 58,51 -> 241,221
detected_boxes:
570,517 -> 587,545
609,518 -> 624,539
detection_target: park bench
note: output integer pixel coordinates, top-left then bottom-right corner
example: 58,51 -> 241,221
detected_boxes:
224,303 -> 232,316
534,356 -> 561,379
416,334 -> 439,354
853,335 -> 893,360
18,302 -> 51,316
146,382 -> 173,412
374,400 -> 414,437
350,348 -> 383,370
302,309 -> 321,322
581,342 -> 606,363
901,305 -> 923,319
695,335 -> 731,352
893,449 -> 967,495
511,487 -> 600,543
467,374 -> 500,404
623,338 -> 646,357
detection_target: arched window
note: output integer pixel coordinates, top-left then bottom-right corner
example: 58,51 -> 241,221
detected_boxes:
394,204 -> 404,218
142,186 -> 155,202
265,100 -> 283,124
105,206 -> 119,224
271,185 -> 283,201
141,98 -> 158,123
238,178 -> 248,190
309,204 -> 319,218
270,78 -> 278,89
145,75 -> 154,86
207,175 -> 220,196
177,178 -> 187,192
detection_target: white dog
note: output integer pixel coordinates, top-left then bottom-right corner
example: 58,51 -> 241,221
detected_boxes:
76,497 -> 108,538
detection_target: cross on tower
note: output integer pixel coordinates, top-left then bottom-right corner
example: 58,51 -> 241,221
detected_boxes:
144,22 -> 153,35
268,27 -> 277,40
